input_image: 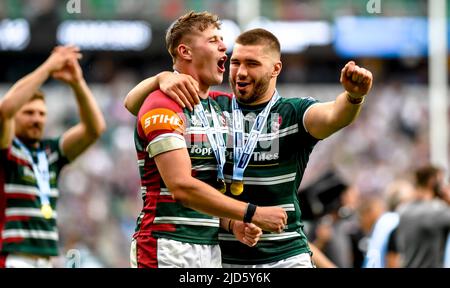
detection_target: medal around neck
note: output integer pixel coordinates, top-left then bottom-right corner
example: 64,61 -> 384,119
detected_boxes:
194,102 -> 227,195
41,204 -> 53,219
231,92 -> 280,197
14,139 -> 53,220
217,179 -> 226,194
230,181 -> 244,196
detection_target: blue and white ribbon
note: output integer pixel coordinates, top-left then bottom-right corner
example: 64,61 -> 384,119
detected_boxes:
193,101 -> 226,181
232,90 -> 280,181
13,138 -> 51,211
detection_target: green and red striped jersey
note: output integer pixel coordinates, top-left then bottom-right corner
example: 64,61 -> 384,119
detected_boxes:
133,90 -> 228,245
0,138 -> 68,256
213,93 -> 320,265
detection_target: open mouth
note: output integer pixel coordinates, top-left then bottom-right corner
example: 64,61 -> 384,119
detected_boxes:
237,82 -> 250,88
217,55 -> 227,72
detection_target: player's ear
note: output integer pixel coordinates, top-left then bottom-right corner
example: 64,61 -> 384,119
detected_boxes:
272,61 -> 282,78
178,44 -> 192,61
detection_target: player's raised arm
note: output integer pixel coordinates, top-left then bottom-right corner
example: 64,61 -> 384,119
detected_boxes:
124,72 -> 200,115
304,61 -> 373,140
54,56 -> 106,162
0,46 -> 81,149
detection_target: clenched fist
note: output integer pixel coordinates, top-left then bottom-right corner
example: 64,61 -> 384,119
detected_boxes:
340,61 -> 373,100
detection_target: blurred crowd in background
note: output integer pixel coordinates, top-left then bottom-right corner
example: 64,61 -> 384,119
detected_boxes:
1,0 -> 449,267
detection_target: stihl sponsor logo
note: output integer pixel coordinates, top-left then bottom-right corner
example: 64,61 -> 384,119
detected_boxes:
141,108 -> 184,135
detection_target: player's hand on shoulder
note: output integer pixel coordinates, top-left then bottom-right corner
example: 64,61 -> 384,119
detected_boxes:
159,72 -> 200,111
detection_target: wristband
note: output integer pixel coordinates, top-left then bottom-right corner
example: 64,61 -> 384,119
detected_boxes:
243,203 -> 257,223
346,92 -> 365,105
228,219 -> 234,233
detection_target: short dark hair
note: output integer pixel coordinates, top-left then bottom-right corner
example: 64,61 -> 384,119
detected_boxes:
235,28 -> 281,57
415,165 -> 440,188
165,11 -> 221,63
30,90 -> 45,102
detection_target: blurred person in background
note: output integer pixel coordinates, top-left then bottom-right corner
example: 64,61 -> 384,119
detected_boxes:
308,242 -> 337,268
0,45 -> 106,268
393,165 -> 450,268
349,195 -> 384,267
127,11 -> 286,268
363,179 -> 414,268
308,183 -> 361,268
126,24 -> 373,267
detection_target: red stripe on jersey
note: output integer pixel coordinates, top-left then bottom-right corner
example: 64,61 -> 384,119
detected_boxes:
141,178 -> 161,187
6,149 -> 32,168
0,253 -> 6,268
140,160 -> 161,187
147,191 -> 175,202
139,182 -> 159,231
134,225 -> 176,268
5,216 -> 31,222
134,187 -> 177,268
209,90 -> 232,100
140,199 -> 157,232
142,163 -> 159,176
2,237 -> 24,243
5,193 -> 37,201
137,151 -> 147,160
156,197 -> 176,203
152,224 -> 176,232
140,188 -> 176,232
136,234 -> 158,268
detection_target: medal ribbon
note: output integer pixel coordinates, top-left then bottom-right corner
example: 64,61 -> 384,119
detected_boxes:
193,100 -> 226,181
13,138 -> 52,217
232,90 -> 280,182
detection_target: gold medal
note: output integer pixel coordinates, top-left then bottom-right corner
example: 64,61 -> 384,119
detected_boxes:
230,181 -> 244,196
41,204 -> 53,219
217,179 -> 226,194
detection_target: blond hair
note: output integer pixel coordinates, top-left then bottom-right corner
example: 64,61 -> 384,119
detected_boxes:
165,11 -> 221,63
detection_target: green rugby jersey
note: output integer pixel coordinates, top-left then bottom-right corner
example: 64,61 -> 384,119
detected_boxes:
0,138 -> 68,256
213,92 -> 319,265
134,90 -> 228,245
